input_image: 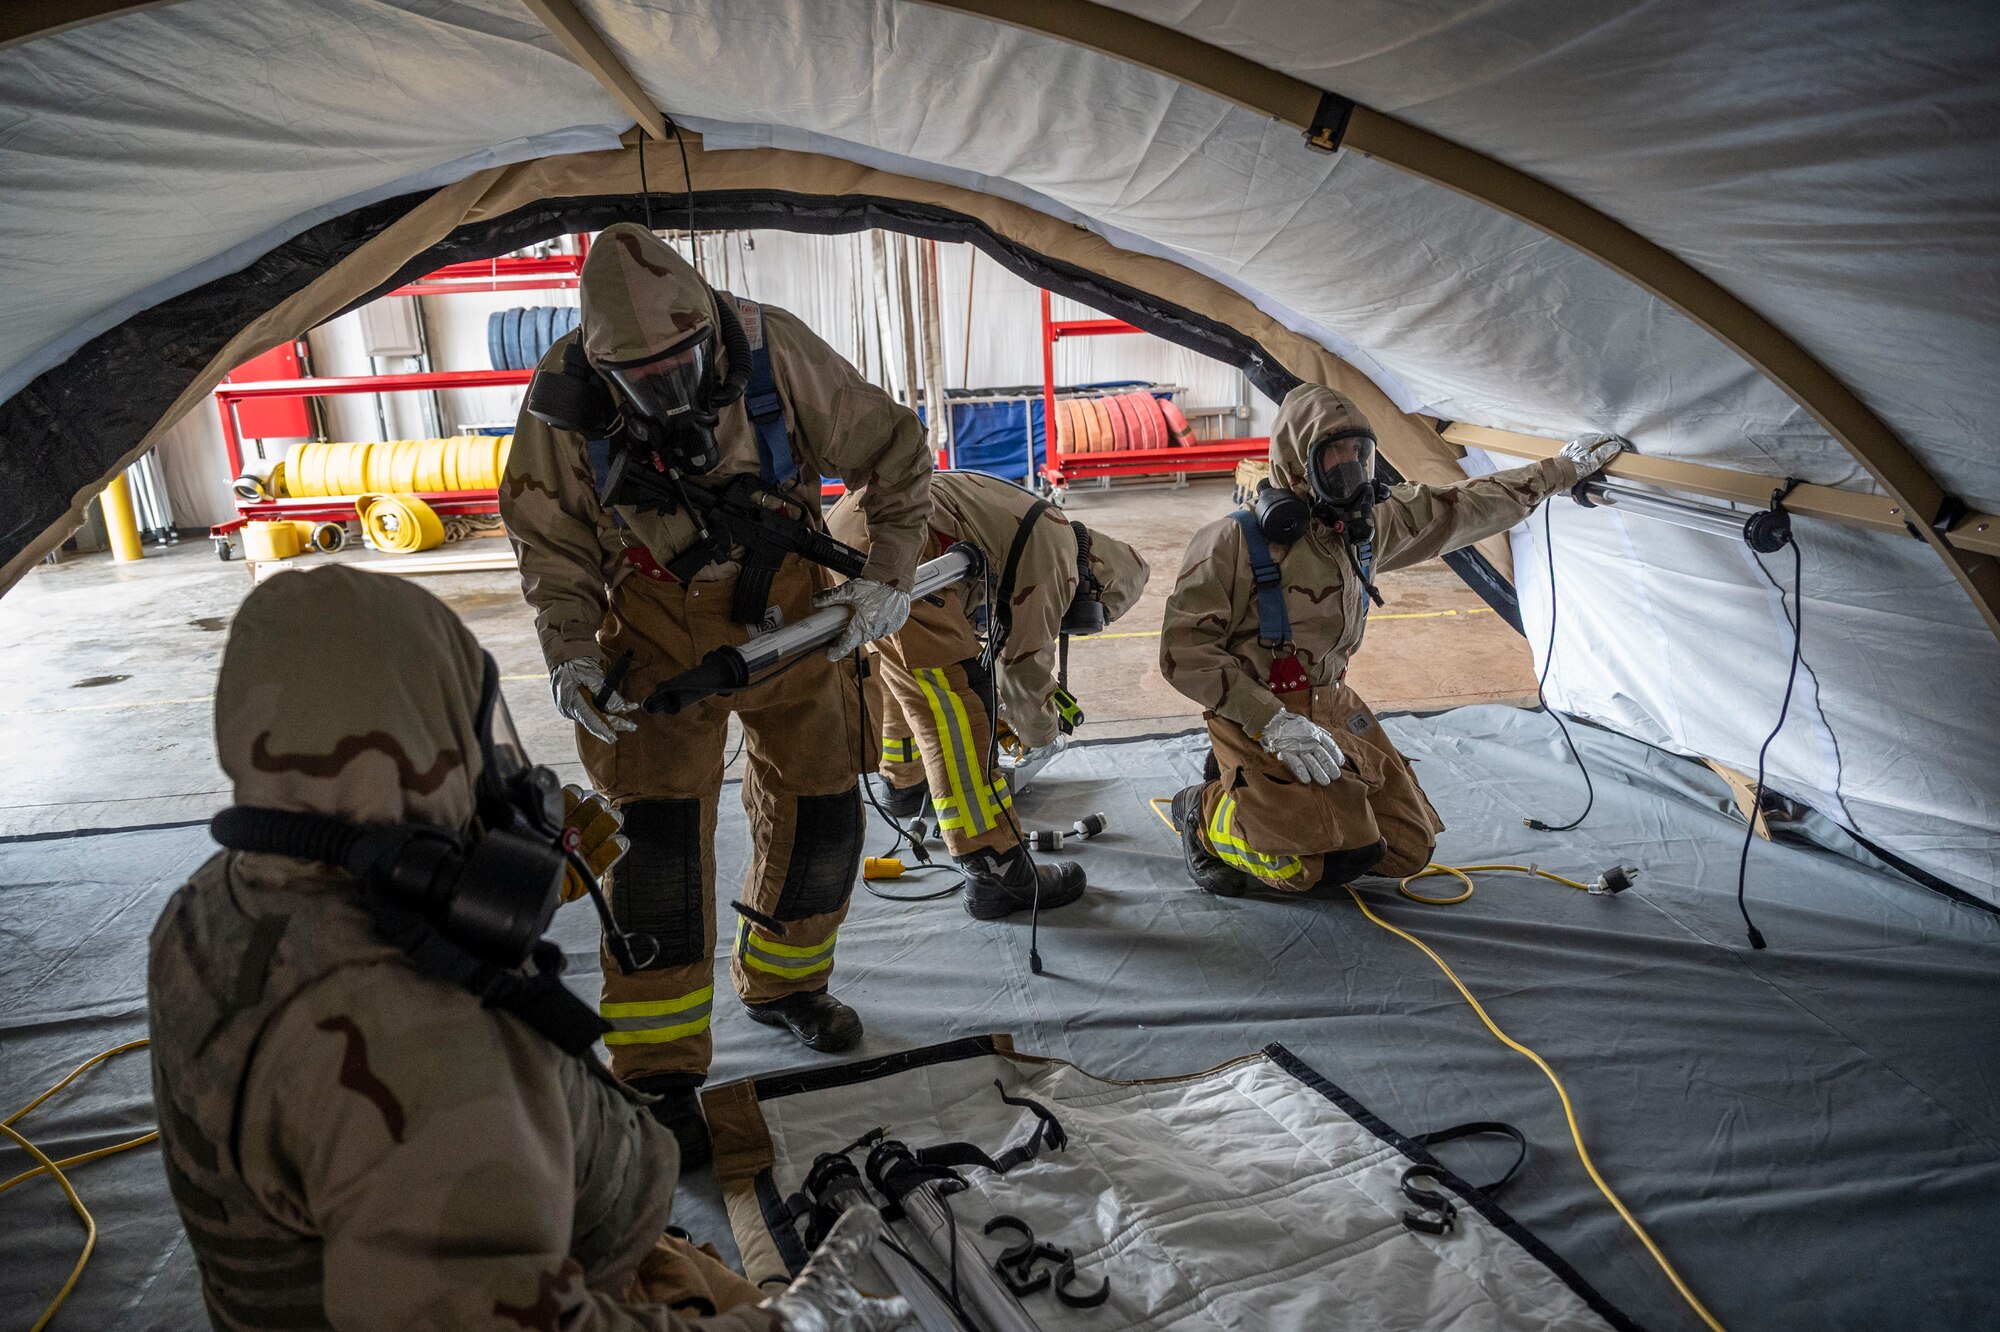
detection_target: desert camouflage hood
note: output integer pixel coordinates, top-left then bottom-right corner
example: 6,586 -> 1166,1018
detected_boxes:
1269,383 -> 1375,497
216,566 -> 492,830
581,221 -> 719,369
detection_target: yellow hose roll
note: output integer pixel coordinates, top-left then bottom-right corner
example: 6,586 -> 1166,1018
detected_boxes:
279,438 -> 515,498
356,493 -> 445,554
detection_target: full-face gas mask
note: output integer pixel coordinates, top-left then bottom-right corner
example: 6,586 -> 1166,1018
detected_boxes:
593,297 -> 753,478
1308,427 -> 1389,545
208,655 -> 643,978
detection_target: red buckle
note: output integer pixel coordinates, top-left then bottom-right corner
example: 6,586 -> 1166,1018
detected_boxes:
621,545 -> 678,583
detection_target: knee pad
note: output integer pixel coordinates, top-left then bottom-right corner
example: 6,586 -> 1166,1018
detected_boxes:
774,788 -> 863,921
612,799 -> 705,969
959,654 -> 994,709
1316,839 -> 1388,889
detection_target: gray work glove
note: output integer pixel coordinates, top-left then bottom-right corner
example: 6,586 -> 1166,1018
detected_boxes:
1258,707 -> 1345,786
1559,433 -> 1627,479
550,658 -> 638,744
815,578 -> 912,660
764,1204 -> 912,1332
1008,733 -> 1068,796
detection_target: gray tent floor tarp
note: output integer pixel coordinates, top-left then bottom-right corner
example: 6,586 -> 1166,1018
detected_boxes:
4,705 -> 1996,1330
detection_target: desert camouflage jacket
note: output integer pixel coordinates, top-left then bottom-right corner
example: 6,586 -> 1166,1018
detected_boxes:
501,223 -> 933,671
1161,384 -> 1578,737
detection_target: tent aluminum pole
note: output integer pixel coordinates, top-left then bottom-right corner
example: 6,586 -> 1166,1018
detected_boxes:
894,1180 -> 1041,1332
1576,478 -> 1753,542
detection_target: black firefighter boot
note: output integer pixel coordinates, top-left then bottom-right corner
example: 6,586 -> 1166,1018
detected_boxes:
955,844 -> 1087,921
744,988 -> 864,1054
1171,784 -> 1250,898
878,776 -> 931,821
627,1072 -> 712,1171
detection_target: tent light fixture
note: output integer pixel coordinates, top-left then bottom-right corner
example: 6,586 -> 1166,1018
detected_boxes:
1571,477 -> 1773,543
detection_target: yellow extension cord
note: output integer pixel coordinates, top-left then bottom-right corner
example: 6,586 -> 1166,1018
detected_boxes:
1147,795 -> 1725,1331
2,1039 -> 158,1332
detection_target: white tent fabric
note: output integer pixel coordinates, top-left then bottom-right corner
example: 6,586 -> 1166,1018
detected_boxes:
0,0 -> 1993,892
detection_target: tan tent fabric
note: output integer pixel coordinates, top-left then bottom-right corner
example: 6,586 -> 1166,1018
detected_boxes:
2,134 -> 1508,595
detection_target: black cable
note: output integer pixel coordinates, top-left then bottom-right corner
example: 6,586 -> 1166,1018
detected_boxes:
1749,543 -> 1851,826
978,563 -> 1044,974
1525,501 -> 1596,833
1735,539 -> 1806,950
849,650 -> 967,902
670,118 -> 698,272
636,132 -> 653,231
880,1238 -> 981,1332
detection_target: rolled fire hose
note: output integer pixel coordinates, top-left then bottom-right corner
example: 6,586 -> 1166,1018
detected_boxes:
644,546 -> 983,714
356,493 -> 445,554
281,436 -> 512,497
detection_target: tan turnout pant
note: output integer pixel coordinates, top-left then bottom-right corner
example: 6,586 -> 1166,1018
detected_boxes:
1195,682 -> 1444,890
863,584 -> 1017,858
580,557 -> 867,1082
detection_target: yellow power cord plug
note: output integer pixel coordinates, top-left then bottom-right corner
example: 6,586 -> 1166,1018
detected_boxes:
3,1039 -> 159,1332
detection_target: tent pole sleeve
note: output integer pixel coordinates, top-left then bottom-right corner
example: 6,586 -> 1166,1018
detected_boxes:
1447,424 -> 2000,558
518,0 -> 666,140
915,0 -> 2000,642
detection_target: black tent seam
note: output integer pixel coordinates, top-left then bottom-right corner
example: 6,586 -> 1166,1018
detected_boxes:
1261,1041 -> 1650,1332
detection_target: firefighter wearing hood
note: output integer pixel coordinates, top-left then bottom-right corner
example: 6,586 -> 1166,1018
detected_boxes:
146,567 -> 907,1332
1160,384 -> 1622,895
826,471 -> 1149,909
500,224 -> 933,1163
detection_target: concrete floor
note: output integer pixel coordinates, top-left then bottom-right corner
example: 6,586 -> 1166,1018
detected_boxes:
0,479 -> 1537,836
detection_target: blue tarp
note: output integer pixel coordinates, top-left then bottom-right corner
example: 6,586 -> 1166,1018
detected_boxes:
919,382 -> 1158,482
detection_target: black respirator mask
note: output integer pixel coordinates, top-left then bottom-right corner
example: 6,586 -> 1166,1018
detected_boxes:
208,657 -> 624,973
524,293 -> 753,481
1308,427 -> 1389,545
1061,522 -> 1108,636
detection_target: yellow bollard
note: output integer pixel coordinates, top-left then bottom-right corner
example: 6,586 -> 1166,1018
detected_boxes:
100,473 -> 144,563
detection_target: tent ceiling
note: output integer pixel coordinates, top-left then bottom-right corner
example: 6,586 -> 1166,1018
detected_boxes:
0,0 -> 1994,894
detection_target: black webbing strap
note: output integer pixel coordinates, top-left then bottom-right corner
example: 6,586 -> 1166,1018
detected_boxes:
364,895 -> 609,1056
1408,1120 -> 1529,1198
730,542 -> 786,625
1303,91 -> 1357,153
995,498 -> 1056,649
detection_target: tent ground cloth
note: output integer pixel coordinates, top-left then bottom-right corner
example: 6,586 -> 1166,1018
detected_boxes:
3,706 -> 1996,1328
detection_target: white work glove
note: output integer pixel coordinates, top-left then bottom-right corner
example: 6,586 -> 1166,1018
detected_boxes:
550,658 -> 638,745
1008,733 -> 1068,796
1559,433 -> 1627,479
764,1204 -> 912,1332
815,578 -> 912,661
1258,708 -> 1346,786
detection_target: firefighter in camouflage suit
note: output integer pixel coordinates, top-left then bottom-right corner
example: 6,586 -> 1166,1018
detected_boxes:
500,223 -> 933,1164
1160,383 -> 1622,895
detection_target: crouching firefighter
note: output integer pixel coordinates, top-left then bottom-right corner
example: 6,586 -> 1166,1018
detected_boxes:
149,567 -> 909,1332
826,470 -> 1149,915
501,223 -> 933,1164
1160,383 -> 1624,896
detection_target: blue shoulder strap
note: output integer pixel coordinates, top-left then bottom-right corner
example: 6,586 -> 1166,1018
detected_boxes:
1229,510 -> 1292,647
738,300 -> 798,487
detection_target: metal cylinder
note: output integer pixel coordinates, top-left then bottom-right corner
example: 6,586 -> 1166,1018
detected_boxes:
100,473 -> 144,562
895,1181 -> 1041,1332
1577,479 -> 1752,542
735,545 -> 982,675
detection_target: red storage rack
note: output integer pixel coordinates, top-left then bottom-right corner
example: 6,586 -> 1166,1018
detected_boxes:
1037,289 -> 1265,490
211,252 -> 587,558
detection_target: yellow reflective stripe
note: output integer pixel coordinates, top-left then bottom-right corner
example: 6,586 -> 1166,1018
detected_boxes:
600,984 -> 714,1045
603,1015 -> 710,1045
736,919 -> 837,978
915,667 -> 1005,834
736,919 -> 840,958
1206,793 -> 1304,879
881,736 -> 916,762
600,985 -> 714,1018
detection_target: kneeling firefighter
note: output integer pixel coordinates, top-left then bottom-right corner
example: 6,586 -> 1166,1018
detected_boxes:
826,471 -> 1149,915
501,223 -> 933,1163
149,567 -> 907,1332
1160,383 -> 1622,895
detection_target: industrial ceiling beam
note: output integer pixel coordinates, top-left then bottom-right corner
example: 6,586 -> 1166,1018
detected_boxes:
519,0 -> 666,140
915,0 -> 2000,641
